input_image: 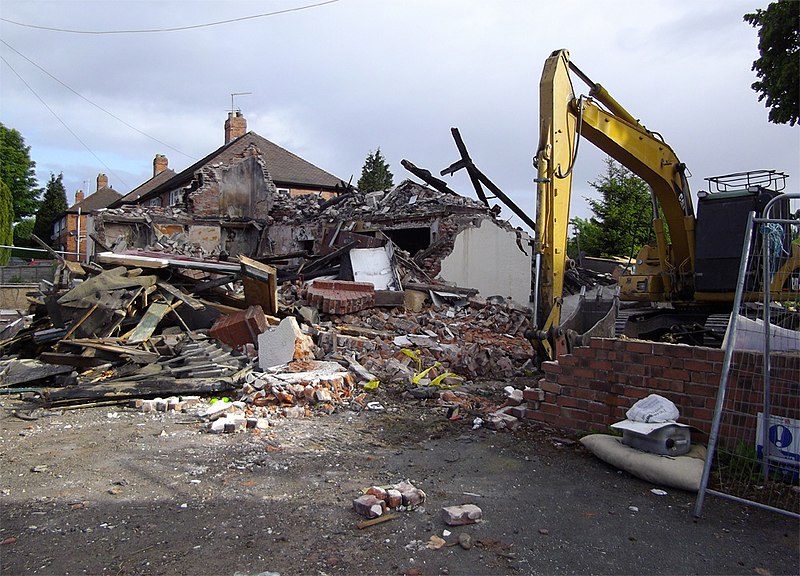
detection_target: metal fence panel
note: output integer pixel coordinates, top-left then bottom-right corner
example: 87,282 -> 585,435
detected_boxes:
695,193 -> 799,518
0,264 -> 56,285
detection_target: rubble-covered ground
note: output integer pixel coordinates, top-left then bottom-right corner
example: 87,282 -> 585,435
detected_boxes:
1,384 -> 797,576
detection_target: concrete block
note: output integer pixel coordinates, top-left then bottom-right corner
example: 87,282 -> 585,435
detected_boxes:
258,316 -> 314,369
353,494 -> 385,518
386,489 -> 402,509
442,504 -> 482,526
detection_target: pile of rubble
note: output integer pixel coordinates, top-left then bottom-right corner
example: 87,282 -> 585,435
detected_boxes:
0,236 -> 535,425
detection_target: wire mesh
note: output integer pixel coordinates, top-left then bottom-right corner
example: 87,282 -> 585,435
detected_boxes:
695,193 -> 800,518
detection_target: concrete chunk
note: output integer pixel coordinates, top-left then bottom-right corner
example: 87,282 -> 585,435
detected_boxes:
258,316 -> 314,369
442,504 -> 483,526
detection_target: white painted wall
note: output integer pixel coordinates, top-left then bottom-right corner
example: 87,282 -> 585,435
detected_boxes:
438,220 -> 532,306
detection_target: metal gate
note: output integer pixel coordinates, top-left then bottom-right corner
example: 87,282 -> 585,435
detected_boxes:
695,192 -> 800,518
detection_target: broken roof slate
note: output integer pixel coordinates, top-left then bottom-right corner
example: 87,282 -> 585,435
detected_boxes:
67,187 -> 123,213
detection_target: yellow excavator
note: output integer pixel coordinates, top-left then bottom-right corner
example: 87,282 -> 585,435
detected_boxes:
531,49 -> 799,360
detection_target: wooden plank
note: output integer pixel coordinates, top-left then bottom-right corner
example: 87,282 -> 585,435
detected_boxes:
240,255 -> 278,315
157,281 -> 206,310
38,352 -> 110,369
127,301 -> 172,344
59,339 -> 160,363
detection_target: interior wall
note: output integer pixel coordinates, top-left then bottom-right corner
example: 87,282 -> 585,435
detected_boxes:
438,220 -> 532,306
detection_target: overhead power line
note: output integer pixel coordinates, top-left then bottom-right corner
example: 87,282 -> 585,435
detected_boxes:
0,0 -> 340,34
1,39 -> 195,161
0,55 -> 130,189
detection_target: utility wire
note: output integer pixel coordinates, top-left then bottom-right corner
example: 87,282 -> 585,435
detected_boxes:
0,0 -> 339,34
1,39 -> 196,161
1,55 -> 130,189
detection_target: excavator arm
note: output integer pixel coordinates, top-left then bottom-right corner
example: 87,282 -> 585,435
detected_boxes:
534,49 -> 698,346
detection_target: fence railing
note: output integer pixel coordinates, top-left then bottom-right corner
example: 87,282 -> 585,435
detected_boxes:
695,193 -> 800,518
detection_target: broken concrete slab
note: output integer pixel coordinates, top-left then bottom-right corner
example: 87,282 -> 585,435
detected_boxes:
257,316 -> 315,369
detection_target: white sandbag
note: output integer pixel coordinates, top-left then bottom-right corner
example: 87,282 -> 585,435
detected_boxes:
580,434 -> 707,492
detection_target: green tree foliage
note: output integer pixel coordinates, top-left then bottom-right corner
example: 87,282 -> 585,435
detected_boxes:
33,173 -> 68,248
357,148 -> 394,192
0,123 -> 42,219
0,180 -> 13,265
13,217 -> 36,248
571,159 -> 656,258
744,1 -> 800,126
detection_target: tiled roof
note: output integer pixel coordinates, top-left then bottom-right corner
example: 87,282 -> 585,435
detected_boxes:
67,187 -> 123,213
138,132 -> 343,203
113,169 -> 176,206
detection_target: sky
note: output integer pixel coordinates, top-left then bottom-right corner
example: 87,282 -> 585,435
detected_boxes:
1,0 -> 798,232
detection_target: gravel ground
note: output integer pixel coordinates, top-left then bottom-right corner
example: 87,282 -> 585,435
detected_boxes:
1,385 -> 798,576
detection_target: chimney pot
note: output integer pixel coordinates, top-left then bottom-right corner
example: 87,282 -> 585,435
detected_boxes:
75,190 -> 85,204
153,154 -> 169,177
224,111 -> 247,144
97,173 -> 108,191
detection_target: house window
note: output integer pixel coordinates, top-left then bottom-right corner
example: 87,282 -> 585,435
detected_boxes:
148,197 -> 161,207
276,188 -> 290,195
168,189 -> 181,206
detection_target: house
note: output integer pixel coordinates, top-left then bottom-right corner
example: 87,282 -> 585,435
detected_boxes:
90,114 -> 532,305
117,111 -> 344,212
112,154 -> 176,206
93,112 -> 346,258
53,174 -> 122,261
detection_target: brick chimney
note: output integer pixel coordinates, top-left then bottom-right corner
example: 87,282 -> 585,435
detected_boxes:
75,190 -> 84,204
225,111 -> 247,144
153,154 -> 169,177
97,173 -> 108,191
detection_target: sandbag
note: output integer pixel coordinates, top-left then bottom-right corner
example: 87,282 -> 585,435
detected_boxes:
580,434 -> 707,492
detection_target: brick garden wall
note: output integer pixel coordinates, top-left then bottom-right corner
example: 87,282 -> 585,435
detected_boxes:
519,338 -> 800,446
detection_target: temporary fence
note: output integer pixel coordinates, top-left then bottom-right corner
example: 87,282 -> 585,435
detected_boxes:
695,192 -> 800,518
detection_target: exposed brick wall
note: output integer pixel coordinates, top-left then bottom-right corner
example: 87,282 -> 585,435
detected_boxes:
521,338 -> 800,447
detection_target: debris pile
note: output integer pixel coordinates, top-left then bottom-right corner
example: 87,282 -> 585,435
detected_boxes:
353,480 -> 427,519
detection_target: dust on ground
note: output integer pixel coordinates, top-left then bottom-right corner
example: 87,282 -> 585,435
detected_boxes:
1,383 -> 798,576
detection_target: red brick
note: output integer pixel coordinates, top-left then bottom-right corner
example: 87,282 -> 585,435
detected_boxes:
541,361 -> 561,374
572,367 -> 596,380
644,355 -> 671,367
589,359 -> 613,371
626,341 -> 654,354
662,368 -> 691,382
622,363 -> 647,377
208,304 -> 267,348
592,338 -> 615,350
537,402 -> 561,415
523,388 -> 545,402
540,380 -> 562,395
560,396 -> 589,411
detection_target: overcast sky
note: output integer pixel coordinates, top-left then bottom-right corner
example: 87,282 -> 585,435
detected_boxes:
1,0 -> 797,230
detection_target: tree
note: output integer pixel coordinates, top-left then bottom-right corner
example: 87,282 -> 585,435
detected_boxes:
13,217 -> 36,248
744,1 -> 800,126
357,148 -> 394,192
0,123 -> 42,219
572,159 -> 656,258
33,173 -> 68,248
0,181 -> 13,265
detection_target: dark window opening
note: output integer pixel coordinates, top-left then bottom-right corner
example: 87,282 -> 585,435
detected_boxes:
382,227 -> 431,255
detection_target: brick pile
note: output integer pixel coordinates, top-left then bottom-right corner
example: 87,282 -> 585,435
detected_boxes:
307,280 -> 376,315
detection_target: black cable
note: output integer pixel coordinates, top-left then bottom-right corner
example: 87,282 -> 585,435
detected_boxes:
0,1 -> 340,35
1,55 -> 129,189
1,39 -> 195,161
